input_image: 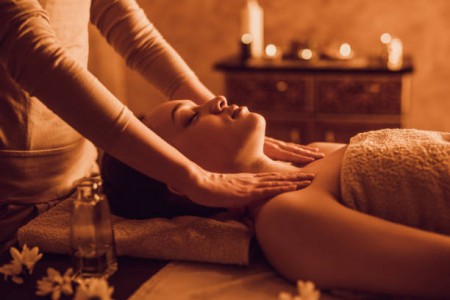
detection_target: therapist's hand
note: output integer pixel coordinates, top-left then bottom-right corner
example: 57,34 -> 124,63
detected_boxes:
182,169 -> 315,208
264,136 -> 325,165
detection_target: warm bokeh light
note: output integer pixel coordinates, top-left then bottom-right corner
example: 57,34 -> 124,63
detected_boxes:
298,48 -> 313,60
387,38 -> 403,70
265,44 -> 278,57
241,33 -> 253,45
339,43 -> 352,58
380,33 -> 392,44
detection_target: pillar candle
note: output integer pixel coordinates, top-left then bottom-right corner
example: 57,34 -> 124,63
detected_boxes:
241,0 -> 264,58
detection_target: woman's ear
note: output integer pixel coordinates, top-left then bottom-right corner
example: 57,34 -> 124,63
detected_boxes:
167,185 -> 185,196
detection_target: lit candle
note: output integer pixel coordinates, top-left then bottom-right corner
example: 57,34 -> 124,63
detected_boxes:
380,32 -> 392,45
240,33 -> 253,61
264,44 -> 282,60
339,43 -> 353,59
241,0 -> 264,58
387,38 -> 403,70
298,48 -> 313,60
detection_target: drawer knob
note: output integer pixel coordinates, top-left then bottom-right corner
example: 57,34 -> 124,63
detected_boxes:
325,130 -> 336,142
368,83 -> 381,94
289,129 -> 301,143
276,81 -> 288,92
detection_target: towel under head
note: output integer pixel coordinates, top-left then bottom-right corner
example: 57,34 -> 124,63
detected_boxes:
18,196 -> 254,265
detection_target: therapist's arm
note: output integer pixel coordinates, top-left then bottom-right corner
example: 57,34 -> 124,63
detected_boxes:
90,0 -> 213,105
0,0 -> 310,208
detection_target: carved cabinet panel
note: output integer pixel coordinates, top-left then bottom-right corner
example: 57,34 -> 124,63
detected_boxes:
315,76 -> 402,114
215,59 -> 413,144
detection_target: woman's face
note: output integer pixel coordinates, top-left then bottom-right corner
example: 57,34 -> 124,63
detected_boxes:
144,97 -> 266,172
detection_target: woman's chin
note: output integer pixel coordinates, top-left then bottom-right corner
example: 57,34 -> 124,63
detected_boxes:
254,114 -> 266,132
246,114 -> 267,150
246,112 -> 266,128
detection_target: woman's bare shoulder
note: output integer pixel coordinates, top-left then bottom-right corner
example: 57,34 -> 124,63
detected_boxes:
249,145 -> 348,219
249,178 -> 343,221
307,142 -> 347,156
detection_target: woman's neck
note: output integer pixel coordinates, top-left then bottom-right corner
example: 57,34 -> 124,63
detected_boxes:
237,153 -> 300,174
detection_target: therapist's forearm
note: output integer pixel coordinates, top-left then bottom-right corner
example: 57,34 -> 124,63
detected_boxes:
105,116 -> 200,192
0,0 -> 202,188
91,0 -> 215,104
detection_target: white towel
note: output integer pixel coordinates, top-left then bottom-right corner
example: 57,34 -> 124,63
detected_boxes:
341,129 -> 450,233
18,196 -> 254,265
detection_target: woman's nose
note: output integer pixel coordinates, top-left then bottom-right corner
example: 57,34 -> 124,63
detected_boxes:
206,96 -> 227,113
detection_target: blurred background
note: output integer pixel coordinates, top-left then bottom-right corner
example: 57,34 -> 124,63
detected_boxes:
88,0 -> 450,132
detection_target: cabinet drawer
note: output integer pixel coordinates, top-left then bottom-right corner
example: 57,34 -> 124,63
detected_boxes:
314,121 -> 401,143
315,76 -> 402,114
225,73 -> 311,112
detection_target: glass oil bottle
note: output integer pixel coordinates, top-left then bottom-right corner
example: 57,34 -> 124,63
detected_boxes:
70,176 -> 118,279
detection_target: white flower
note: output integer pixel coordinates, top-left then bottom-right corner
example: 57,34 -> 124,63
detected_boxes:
0,244 -> 42,284
19,244 -> 43,273
278,291 -> 294,300
279,280 -> 321,300
74,277 -> 114,300
297,280 -> 321,300
36,267 -> 74,300
278,291 -> 302,300
0,259 -> 23,284
9,244 -> 43,274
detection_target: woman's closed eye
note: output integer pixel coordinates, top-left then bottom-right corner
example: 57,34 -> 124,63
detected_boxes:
187,111 -> 200,126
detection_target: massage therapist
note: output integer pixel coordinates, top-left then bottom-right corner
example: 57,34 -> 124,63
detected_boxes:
0,0 -> 322,253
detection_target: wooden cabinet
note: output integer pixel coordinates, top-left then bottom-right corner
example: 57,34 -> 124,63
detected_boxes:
214,57 -> 413,144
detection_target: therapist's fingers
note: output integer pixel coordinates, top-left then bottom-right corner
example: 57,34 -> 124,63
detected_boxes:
247,182 -> 312,203
254,179 -> 313,189
265,136 -> 319,150
185,171 -> 316,208
271,148 -> 322,164
264,137 -> 325,165
283,144 -> 325,157
253,172 -> 315,181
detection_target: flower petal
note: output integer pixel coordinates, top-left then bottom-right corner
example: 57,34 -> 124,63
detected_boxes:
12,276 -> 24,284
0,264 -> 13,276
30,246 -> 39,256
47,267 -> 60,278
278,291 -> 293,300
61,282 -> 74,295
10,247 -> 22,263
52,288 -> 62,300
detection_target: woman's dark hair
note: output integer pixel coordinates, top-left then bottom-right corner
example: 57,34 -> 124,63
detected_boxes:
100,152 -> 225,219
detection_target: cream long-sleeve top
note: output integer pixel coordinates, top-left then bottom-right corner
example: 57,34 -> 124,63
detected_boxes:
0,0 -> 196,204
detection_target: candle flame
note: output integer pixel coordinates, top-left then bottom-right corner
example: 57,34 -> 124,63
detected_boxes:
298,49 -> 313,60
387,38 -> 403,70
265,44 -> 277,57
380,33 -> 392,44
339,43 -> 352,57
241,33 -> 253,45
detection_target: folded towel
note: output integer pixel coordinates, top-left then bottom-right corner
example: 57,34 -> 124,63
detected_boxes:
18,196 -> 254,265
340,129 -> 450,234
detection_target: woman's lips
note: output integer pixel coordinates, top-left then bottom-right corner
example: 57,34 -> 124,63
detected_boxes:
231,108 -> 239,119
231,106 -> 247,119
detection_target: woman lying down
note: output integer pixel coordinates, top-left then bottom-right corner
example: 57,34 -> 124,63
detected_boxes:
101,96 -> 450,298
